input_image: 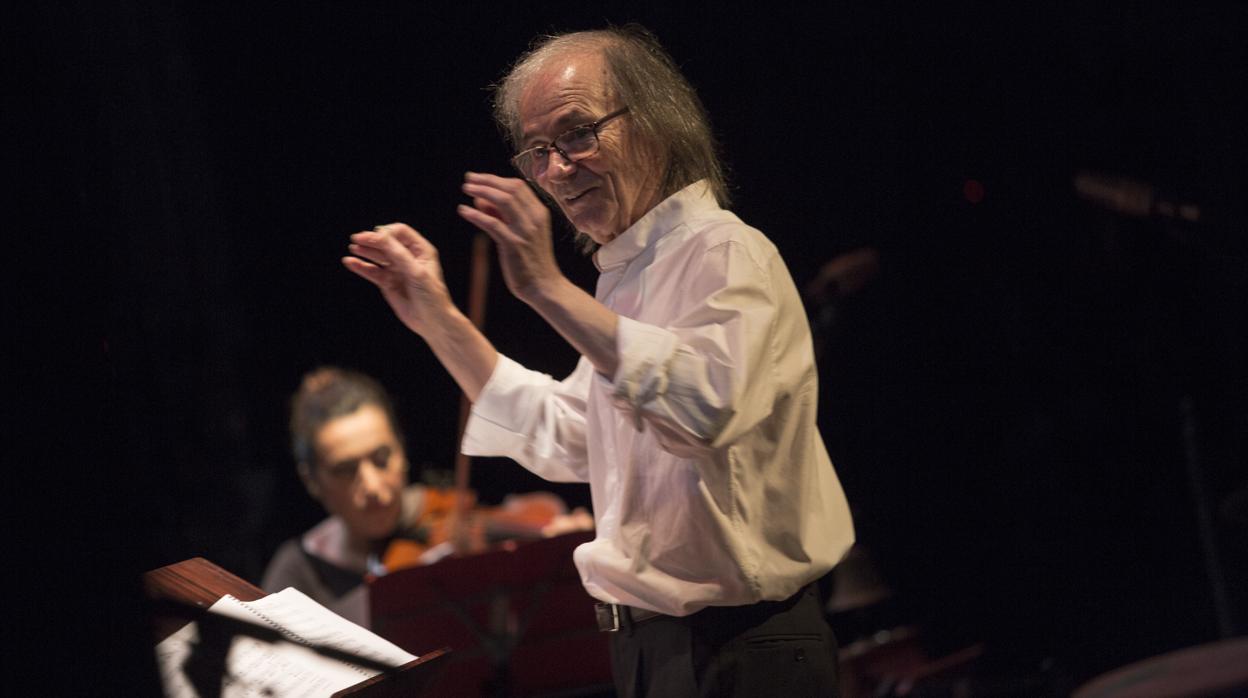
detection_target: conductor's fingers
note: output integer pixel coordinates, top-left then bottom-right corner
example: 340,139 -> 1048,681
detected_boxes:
342,256 -> 391,287
386,224 -> 437,259
457,203 -> 521,245
347,242 -> 392,269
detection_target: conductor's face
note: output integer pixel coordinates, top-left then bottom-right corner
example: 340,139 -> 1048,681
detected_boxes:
517,51 -> 663,246
305,403 -> 407,546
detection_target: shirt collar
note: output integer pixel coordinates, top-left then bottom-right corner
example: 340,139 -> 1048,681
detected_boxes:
593,180 -> 720,271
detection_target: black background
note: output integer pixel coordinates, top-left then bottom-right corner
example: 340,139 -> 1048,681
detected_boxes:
13,1 -> 1248,694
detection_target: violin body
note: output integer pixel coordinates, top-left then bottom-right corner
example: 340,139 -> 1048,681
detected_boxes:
380,487 -> 568,573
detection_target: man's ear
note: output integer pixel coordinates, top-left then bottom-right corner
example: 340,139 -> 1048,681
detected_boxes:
297,461 -> 321,500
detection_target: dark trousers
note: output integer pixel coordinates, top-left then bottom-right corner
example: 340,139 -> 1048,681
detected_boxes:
609,585 -> 839,697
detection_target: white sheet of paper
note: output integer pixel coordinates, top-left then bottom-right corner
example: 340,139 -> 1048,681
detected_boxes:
155,588 -> 417,698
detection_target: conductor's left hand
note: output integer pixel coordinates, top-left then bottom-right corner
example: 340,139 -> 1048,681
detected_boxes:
458,171 -> 564,303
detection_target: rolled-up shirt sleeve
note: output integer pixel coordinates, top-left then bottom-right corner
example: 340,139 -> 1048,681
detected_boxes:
610,238 -> 783,457
461,353 -> 592,483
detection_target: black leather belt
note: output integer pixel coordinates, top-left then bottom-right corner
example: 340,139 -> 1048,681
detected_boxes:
595,602 -> 664,632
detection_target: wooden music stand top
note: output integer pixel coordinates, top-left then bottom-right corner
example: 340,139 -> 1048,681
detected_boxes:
144,557 -> 449,698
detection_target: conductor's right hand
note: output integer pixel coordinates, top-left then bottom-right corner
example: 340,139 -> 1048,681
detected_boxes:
343,223 -> 456,338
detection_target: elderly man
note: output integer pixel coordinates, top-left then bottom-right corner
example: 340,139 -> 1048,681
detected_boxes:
344,26 -> 853,697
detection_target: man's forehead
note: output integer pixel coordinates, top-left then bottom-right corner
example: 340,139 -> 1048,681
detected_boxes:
518,53 -> 611,139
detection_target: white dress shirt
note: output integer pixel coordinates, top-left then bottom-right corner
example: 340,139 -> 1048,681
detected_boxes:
462,180 -> 854,617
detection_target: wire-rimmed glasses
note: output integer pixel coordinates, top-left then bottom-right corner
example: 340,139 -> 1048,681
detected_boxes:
510,106 -> 630,180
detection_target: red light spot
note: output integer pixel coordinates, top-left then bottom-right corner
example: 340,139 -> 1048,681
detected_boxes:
963,179 -> 985,204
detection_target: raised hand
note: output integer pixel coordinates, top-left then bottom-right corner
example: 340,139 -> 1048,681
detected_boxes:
458,172 -> 564,302
343,222 -> 499,401
342,223 -> 456,338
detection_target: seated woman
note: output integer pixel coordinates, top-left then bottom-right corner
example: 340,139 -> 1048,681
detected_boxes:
261,366 -> 591,626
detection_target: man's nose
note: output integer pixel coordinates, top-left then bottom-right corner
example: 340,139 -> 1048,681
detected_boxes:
543,150 -> 577,181
355,463 -> 392,505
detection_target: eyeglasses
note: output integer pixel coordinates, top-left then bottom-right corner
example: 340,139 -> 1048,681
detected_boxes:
510,106 -> 630,180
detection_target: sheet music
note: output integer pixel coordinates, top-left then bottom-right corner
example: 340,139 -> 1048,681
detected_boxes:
155,589 -> 417,697
234,587 -> 415,667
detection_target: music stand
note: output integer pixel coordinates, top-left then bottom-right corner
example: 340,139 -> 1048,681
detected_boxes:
145,557 -> 449,697
369,531 -> 612,697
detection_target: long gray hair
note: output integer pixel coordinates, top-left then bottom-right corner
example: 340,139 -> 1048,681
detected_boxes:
492,25 -> 730,213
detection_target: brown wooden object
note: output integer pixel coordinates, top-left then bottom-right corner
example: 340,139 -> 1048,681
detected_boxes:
144,557 -> 450,697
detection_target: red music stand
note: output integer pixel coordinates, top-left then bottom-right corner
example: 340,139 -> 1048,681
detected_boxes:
369,531 -> 613,697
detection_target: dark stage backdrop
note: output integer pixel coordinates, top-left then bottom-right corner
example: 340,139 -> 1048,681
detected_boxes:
21,1 -> 1248,693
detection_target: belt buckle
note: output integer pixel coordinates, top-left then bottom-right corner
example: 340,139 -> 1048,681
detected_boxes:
594,602 -> 621,632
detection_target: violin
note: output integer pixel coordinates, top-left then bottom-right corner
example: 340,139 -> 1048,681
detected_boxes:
379,487 -> 568,573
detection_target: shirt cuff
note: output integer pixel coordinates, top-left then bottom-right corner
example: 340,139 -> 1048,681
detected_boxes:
461,353 -> 534,457
612,316 -> 680,421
